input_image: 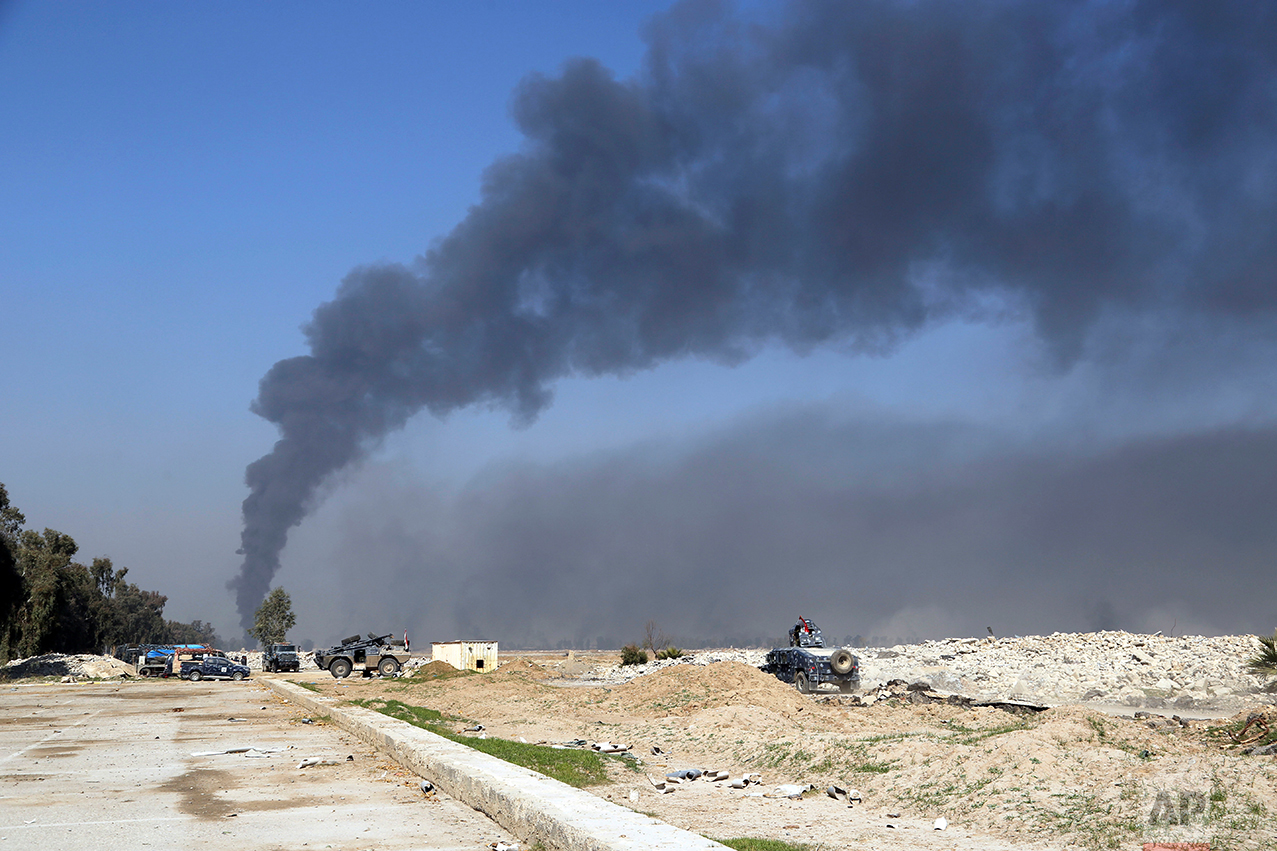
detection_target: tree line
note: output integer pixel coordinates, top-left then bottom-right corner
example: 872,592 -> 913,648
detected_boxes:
0,482 -> 219,663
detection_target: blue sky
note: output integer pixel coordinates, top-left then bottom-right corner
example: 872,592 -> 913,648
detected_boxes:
4,1 -> 1276,648
2,1 -> 669,635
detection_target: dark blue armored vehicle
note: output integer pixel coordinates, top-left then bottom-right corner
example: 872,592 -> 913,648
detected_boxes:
762,617 -> 860,694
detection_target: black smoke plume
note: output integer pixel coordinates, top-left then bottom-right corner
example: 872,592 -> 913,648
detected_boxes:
231,0 -> 1277,627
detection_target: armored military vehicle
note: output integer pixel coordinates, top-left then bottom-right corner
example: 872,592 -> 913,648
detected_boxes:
762,617 -> 861,694
313,633 -> 411,678
262,643 -> 301,672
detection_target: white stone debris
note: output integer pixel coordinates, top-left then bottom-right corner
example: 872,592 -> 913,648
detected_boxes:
574,632 -> 1274,711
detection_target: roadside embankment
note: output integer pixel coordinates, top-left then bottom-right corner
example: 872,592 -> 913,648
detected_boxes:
262,678 -> 728,851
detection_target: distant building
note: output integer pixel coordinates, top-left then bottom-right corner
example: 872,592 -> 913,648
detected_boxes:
431,640 -> 498,672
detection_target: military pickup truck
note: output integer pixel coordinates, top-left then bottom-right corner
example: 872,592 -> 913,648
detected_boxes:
181,655 -> 250,682
313,633 -> 411,678
262,643 -> 301,672
762,617 -> 861,694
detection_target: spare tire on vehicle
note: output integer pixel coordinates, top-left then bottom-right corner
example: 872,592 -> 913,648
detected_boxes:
830,648 -> 856,675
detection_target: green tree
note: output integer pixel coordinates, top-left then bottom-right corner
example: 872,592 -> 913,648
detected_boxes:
106,583 -> 169,646
167,619 -> 220,647
0,483 -> 24,542
0,483 -> 24,660
72,555 -> 168,651
250,587 -> 296,647
0,480 -> 222,662
12,528 -> 80,658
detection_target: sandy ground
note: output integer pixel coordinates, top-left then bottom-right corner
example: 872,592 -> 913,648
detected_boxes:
288,652 -> 1277,851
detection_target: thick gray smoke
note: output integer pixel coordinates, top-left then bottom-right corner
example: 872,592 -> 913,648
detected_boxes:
231,0 -> 1277,626
309,415 -> 1277,646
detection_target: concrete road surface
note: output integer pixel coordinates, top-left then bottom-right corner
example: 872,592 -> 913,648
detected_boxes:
0,679 -> 517,850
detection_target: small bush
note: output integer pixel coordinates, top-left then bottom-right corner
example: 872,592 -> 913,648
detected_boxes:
1248,632 -> 1277,677
620,644 -> 648,666
656,645 -> 684,660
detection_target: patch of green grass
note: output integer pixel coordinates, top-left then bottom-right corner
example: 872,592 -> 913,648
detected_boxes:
948,719 -> 1034,745
1084,715 -> 1153,758
357,698 -> 613,787
808,754 -> 842,774
758,741 -> 797,769
852,758 -> 897,774
854,731 -> 925,743
296,681 -> 321,692
1033,789 -> 1146,851
714,839 -> 816,851
898,775 -> 996,810
349,699 -> 443,722
754,737 -> 900,776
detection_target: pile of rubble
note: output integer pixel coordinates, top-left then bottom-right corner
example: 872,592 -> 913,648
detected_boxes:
581,649 -> 767,686
861,631 -> 1272,711
578,632 -> 1275,711
2,653 -> 135,680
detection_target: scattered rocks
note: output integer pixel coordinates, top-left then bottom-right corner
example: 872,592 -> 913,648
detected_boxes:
858,631 -> 1269,711
569,632 -> 1272,712
581,649 -> 771,685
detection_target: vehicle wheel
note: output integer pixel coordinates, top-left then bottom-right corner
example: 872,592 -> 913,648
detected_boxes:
378,657 -> 400,676
329,658 -> 352,679
231,671 -> 245,681
796,672 -> 812,694
189,670 -> 202,682
830,648 -> 855,676
139,668 -> 150,678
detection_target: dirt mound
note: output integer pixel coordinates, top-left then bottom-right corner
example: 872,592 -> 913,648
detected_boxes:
409,660 -> 472,681
611,661 -> 808,717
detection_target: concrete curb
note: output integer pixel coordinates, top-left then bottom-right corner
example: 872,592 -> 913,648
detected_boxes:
263,678 -> 728,851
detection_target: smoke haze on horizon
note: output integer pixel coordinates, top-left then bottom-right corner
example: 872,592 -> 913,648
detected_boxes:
230,0 -> 1277,639
277,404 -> 1277,647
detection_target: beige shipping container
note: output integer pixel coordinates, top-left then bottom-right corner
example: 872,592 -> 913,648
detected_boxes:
431,640 -> 498,672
